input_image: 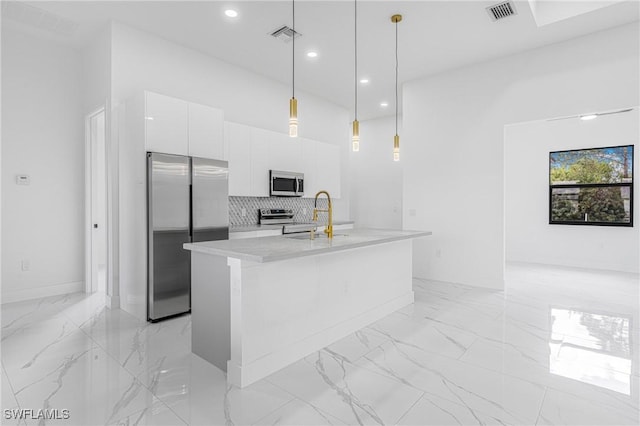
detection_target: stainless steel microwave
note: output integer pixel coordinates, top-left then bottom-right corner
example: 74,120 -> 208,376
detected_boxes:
270,170 -> 304,197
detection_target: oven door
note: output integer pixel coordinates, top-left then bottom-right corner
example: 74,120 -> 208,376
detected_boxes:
270,171 -> 303,196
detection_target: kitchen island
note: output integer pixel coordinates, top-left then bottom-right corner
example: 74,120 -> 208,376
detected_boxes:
184,228 -> 431,387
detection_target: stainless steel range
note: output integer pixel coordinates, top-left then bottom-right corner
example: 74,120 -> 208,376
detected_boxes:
258,208 -> 294,225
258,208 -> 317,234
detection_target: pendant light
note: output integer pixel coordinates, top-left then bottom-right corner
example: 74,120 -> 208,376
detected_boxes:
352,0 -> 360,151
289,0 -> 298,137
391,14 -> 402,161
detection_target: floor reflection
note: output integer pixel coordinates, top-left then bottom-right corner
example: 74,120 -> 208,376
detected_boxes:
550,308 -> 632,395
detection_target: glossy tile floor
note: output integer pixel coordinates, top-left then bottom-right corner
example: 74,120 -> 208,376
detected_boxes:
1,262 -> 638,425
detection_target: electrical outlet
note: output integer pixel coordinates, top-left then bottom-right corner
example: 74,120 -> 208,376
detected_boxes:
435,249 -> 441,258
241,208 -> 247,217
21,259 -> 30,271
303,208 -> 307,215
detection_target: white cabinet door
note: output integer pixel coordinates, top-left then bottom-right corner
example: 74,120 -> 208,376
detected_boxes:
269,132 -> 302,173
250,128 -> 271,197
315,143 -> 341,198
145,92 -> 189,155
300,138 -> 318,197
227,122 -> 252,196
188,102 -> 224,160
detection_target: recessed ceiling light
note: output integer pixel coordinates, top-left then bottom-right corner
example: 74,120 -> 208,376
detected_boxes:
580,114 -> 597,121
224,9 -> 238,18
380,102 -> 388,107
306,51 -> 318,58
360,78 -> 369,84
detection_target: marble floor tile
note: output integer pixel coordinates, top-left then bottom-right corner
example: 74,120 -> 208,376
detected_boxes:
355,341 -> 547,425
1,262 -> 638,426
367,312 -> 478,359
253,398 -> 346,426
397,392 -> 518,426
412,279 -> 470,299
324,328 -> 388,363
2,362 -> 20,408
84,315 -> 192,381
57,293 -> 110,328
107,398 -> 187,426
2,326 -> 95,388
537,388 -> 640,425
266,349 -> 423,425
167,354 -> 294,426
1,293 -> 84,330
12,344 -> 157,425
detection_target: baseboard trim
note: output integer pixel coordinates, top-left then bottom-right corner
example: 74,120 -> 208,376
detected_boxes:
1,281 -> 84,304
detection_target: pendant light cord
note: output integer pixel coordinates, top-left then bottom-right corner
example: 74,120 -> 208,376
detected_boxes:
395,19 -> 398,135
292,0 -> 295,99
354,0 -> 358,121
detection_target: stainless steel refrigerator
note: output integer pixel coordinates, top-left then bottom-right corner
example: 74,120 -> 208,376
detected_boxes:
147,152 -> 229,322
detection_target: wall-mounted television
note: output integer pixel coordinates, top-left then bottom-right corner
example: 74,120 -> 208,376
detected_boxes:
549,145 -> 634,226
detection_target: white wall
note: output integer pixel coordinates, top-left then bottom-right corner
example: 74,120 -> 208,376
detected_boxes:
82,26 -> 111,113
349,116 -> 403,229
505,110 -> 638,273
403,23 -> 639,289
1,25 -> 85,302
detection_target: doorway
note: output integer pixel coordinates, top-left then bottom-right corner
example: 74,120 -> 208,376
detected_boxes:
86,108 -> 107,293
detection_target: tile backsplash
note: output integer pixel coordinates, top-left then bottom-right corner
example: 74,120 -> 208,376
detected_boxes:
229,196 -> 329,226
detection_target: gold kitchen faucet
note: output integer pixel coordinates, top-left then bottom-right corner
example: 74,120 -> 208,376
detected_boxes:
313,190 -> 333,239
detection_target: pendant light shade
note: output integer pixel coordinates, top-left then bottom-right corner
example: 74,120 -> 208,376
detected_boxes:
352,119 -> 360,151
393,134 -> 400,161
352,0 -> 359,152
289,97 -> 298,137
289,0 -> 298,138
391,14 -> 402,161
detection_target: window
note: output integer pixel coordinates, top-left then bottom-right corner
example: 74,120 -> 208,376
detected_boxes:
549,145 -> 633,226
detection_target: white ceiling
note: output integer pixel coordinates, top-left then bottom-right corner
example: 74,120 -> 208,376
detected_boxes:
4,1 -> 639,119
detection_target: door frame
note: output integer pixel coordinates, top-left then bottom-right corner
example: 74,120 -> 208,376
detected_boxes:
85,106 -> 107,294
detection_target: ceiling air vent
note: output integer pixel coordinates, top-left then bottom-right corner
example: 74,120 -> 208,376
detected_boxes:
486,1 -> 517,22
1,1 -> 79,36
269,25 -> 301,43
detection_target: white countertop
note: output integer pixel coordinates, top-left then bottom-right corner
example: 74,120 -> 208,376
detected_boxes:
229,220 -> 355,233
184,228 -> 431,263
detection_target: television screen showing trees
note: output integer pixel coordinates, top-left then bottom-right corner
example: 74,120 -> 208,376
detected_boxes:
549,145 -> 633,226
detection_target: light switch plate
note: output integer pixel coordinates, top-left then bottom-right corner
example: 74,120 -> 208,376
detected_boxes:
16,175 -> 30,185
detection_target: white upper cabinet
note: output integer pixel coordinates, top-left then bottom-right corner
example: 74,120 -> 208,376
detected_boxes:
144,92 -> 224,160
188,102 -> 225,160
145,92 -> 189,156
269,132 -> 302,173
226,121 -> 341,198
249,128 -> 270,197
226,122 -> 251,196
